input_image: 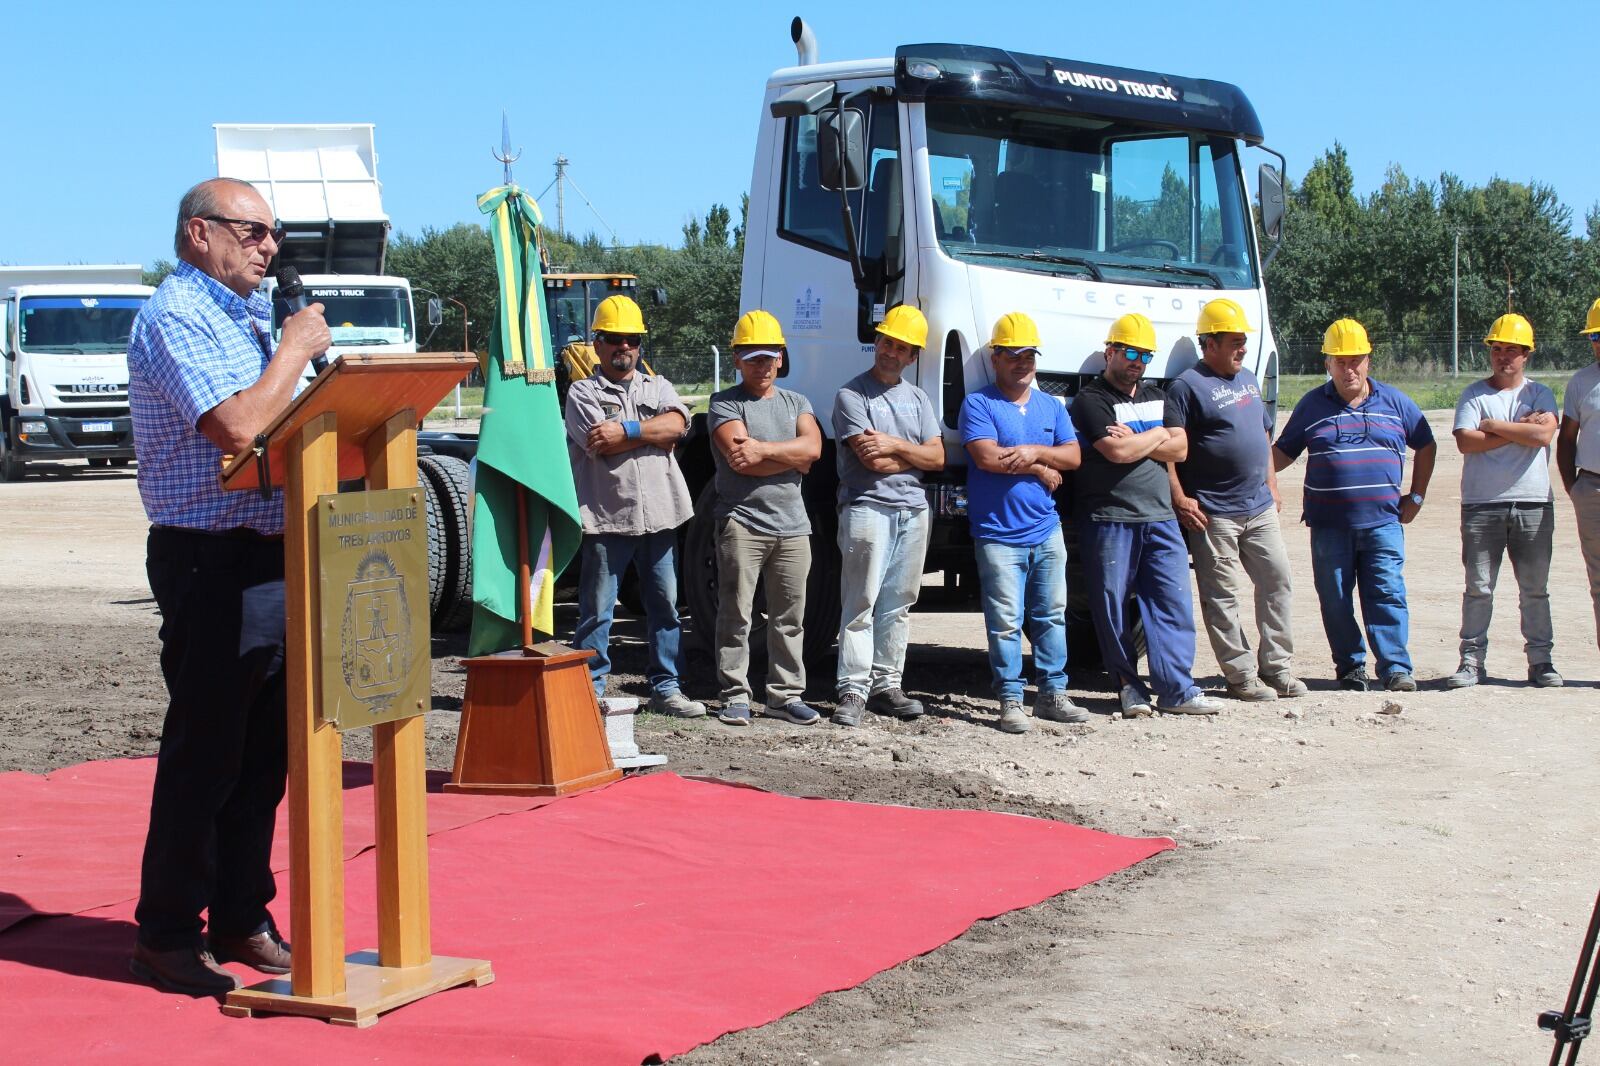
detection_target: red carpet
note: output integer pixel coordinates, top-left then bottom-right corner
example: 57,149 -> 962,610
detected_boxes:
0,763 -> 1172,1064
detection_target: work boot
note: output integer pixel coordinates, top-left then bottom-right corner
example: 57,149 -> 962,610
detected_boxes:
1529,663 -> 1565,688
649,691 -> 707,718
867,688 -> 925,719
833,693 -> 866,728
996,699 -> 1032,734
1337,668 -> 1372,692
1034,690 -> 1089,723
208,928 -> 291,975
1226,677 -> 1277,702
1443,663 -> 1484,689
1118,684 -> 1153,718
1384,672 -> 1417,693
1262,673 -> 1310,698
129,943 -> 241,996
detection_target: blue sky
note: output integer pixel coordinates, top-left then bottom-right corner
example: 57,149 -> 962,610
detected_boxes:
4,0 -> 1592,266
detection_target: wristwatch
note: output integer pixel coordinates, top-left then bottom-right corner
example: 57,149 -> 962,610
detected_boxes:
1407,492 -> 1425,507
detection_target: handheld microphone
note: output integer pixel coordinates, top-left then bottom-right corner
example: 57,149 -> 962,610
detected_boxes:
276,266 -> 329,374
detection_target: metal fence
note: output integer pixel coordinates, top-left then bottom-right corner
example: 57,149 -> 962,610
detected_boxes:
1279,332 -> 1594,376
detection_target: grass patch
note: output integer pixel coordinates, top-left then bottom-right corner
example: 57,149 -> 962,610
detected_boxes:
1276,372 -> 1573,414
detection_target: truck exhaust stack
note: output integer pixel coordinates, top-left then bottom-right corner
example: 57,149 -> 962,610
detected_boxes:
790,17 -> 817,66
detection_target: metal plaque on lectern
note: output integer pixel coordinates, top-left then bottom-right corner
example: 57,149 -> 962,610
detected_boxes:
316,488 -> 431,731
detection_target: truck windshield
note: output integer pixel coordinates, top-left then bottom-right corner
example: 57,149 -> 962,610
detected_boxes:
924,101 -> 1258,289
544,281 -> 638,350
18,297 -> 147,354
272,286 -> 413,346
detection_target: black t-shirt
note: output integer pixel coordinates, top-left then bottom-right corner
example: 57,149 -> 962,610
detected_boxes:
1069,375 -> 1179,523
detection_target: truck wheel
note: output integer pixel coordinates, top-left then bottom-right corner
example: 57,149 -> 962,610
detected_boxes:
680,484 -> 841,668
0,438 -> 25,482
418,454 -> 474,632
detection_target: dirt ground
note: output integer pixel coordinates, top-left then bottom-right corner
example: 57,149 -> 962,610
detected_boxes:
3,409 -> 1597,1065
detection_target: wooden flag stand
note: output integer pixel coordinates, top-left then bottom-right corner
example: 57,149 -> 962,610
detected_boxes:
445,486 -> 622,797
216,354 -> 492,1028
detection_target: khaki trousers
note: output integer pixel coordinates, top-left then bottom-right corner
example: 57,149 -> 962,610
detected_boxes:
1187,506 -> 1295,685
1568,473 -> 1600,651
715,517 -> 810,706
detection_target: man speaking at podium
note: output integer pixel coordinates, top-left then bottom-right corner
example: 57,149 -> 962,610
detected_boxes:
124,178 -> 330,995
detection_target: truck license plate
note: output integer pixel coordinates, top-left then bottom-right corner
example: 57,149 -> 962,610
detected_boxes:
83,421 -> 113,433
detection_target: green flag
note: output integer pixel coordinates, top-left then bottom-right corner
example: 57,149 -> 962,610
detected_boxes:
468,185 -> 581,654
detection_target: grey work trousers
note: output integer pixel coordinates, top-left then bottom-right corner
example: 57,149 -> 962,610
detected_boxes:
1186,506 -> 1295,686
715,517 -> 810,707
1571,473 -> 1600,652
1458,501 -> 1555,668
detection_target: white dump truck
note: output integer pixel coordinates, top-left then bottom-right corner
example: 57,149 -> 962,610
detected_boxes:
0,265 -> 154,480
675,21 -> 1290,662
214,123 -> 440,363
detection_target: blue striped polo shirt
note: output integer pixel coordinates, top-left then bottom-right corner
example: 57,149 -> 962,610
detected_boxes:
1274,379 -> 1434,529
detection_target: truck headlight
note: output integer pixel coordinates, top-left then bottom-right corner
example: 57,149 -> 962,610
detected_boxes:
21,421 -> 47,435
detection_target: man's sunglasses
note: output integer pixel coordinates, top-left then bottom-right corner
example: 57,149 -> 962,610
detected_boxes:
1113,345 -> 1154,364
204,216 -> 286,244
595,332 -> 642,348
1589,332 -> 1600,343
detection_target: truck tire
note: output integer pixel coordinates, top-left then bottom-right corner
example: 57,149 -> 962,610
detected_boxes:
681,483 -> 841,668
418,454 -> 473,632
0,436 -> 25,482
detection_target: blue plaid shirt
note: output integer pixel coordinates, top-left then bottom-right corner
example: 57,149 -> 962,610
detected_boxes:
128,260 -> 295,533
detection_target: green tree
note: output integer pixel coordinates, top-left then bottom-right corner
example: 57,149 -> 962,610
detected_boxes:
387,223 -> 497,353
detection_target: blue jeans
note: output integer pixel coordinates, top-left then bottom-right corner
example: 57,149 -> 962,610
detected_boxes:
836,503 -> 932,698
1309,522 -> 1411,678
574,529 -> 685,698
974,527 -> 1068,701
1081,518 -> 1201,706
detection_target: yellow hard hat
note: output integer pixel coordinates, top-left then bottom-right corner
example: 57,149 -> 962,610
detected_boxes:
1105,312 -> 1157,352
731,309 -> 786,348
1321,318 -> 1372,357
1484,313 -> 1534,349
990,311 -> 1041,350
1580,299 -> 1600,335
591,294 -> 647,336
1196,298 -> 1255,335
876,304 -> 929,349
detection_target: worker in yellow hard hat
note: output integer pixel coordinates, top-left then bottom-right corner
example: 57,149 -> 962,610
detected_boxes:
1273,317 -> 1436,693
957,312 -> 1085,734
1557,298 -> 1600,655
565,293 -> 704,718
707,310 -> 823,727
1447,312 -> 1560,688
1168,299 -> 1306,704
828,305 -> 944,727
1072,312 -> 1223,717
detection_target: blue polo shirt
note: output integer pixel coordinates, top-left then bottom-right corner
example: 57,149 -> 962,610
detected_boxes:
959,385 -> 1076,545
1274,379 -> 1434,529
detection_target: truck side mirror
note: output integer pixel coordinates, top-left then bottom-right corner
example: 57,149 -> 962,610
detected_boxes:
1259,164 -> 1285,241
818,108 -> 866,191
427,297 -> 443,327
651,287 -> 668,307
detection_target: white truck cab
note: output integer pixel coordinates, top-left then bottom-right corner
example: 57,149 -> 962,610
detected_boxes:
0,266 -> 153,480
680,23 -> 1288,661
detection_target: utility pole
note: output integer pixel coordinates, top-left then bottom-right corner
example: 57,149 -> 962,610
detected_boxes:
1452,231 -> 1460,376
553,155 -> 569,236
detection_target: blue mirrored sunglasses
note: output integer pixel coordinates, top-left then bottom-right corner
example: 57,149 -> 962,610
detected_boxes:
1589,332 -> 1600,342
1115,346 -> 1154,364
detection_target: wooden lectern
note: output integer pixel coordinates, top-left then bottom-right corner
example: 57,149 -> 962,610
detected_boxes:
216,353 -> 492,1027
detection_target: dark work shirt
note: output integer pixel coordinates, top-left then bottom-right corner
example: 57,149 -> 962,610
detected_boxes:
1168,364 -> 1274,518
1070,376 -> 1179,523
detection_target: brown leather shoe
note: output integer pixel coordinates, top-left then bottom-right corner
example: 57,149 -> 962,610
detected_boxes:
208,929 -> 292,974
129,942 -> 241,996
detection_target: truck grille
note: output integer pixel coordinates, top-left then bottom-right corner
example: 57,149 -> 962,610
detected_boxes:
57,384 -> 129,404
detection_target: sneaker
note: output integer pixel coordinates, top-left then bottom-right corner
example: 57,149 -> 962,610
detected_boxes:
1163,692 -> 1223,715
1529,663 -> 1565,688
1226,678 -> 1278,702
767,701 -> 821,725
717,702 -> 752,727
1035,690 -> 1089,723
1384,672 -> 1417,693
1337,668 -> 1373,692
1262,673 -> 1310,698
1443,663 -> 1484,690
649,691 -> 707,718
1118,684 -> 1153,718
867,688 -> 925,719
834,693 -> 867,727
997,699 -> 1032,734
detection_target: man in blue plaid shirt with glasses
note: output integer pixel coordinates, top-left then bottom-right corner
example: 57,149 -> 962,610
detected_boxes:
125,177 -> 330,997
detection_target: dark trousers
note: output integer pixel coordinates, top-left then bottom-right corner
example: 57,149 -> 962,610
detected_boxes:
135,527 -> 289,950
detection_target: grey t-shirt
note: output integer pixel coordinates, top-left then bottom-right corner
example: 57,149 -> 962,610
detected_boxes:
708,384 -> 815,536
832,371 -> 941,508
1454,378 -> 1557,505
1562,363 -> 1600,476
